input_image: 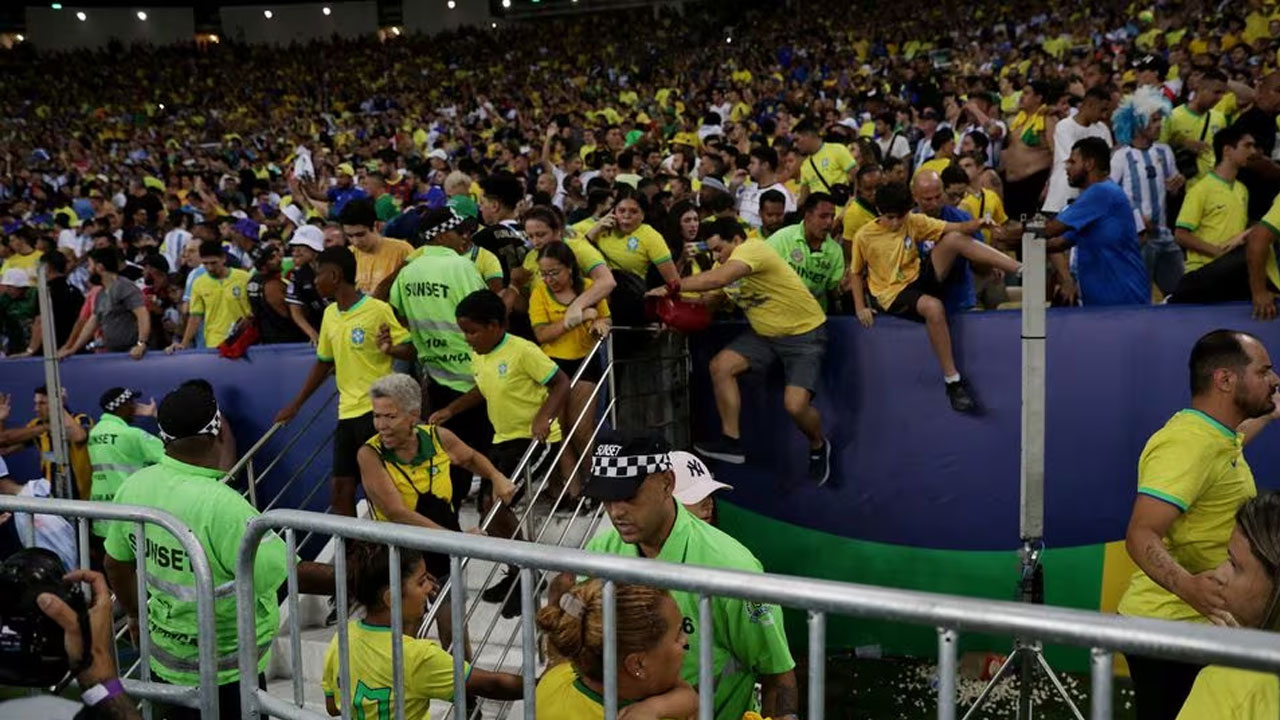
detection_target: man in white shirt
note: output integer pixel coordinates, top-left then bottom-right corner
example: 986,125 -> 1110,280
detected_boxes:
875,112 -> 912,163
736,146 -> 796,228
1043,86 -> 1114,213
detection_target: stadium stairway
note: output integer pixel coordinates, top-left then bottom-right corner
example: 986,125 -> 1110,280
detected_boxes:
265,499 -> 604,719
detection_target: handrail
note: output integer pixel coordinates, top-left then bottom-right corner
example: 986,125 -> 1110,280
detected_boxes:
452,396 -> 617,720
414,336 -> 607,639
453,354 -> 616,633
222,422 -> 284,485
238,508 -> 1280,720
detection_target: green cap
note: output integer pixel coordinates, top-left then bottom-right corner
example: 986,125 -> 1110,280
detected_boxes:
448,195 -> 479,220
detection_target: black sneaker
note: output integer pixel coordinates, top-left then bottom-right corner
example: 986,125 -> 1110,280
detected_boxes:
808,439 -> 832,486
481,567 -> 519,603
499,586 -> 524,619
694,436 -> 746,464
946,379 -> 979,414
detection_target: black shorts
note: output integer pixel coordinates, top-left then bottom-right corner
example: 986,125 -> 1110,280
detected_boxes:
885,259 -> 945,322
554,355 -> 603,384
333,413 -> 376,479
1003,167 -> 1051,222
487,438 -> 560,504
424,378 -> 494,508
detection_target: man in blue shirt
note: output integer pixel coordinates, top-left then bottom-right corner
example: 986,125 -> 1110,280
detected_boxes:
913,170 -> 977,313
302,162 -> 368,219
1043,137 -> 1149,306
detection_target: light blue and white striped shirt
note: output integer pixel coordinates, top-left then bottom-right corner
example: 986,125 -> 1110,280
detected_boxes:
1110,143 -> 1178,234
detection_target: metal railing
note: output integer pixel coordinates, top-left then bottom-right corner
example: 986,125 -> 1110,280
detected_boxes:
0,496 -> 220,718
235,508 -> 1280,720
414,336 -> 610,641
222,388 -> 339,511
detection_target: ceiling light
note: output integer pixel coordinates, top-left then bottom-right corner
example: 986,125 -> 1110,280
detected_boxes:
76,11 -> 87,21
322,6 -> 332,15
263,10 -> 273,19
136,11 -> 147,21
447,0 -> 455,8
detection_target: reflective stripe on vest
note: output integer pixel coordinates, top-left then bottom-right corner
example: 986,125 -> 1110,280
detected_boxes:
150,638 -> 273,673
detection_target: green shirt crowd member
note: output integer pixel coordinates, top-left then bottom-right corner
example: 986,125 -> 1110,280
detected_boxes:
87,388 -> 163,538
765,194 -> 845,311
555,432 -> 799,720
104,381 -> 335,710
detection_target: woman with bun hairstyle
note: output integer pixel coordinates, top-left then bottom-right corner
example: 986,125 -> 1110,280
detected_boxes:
536,579 -> 697,719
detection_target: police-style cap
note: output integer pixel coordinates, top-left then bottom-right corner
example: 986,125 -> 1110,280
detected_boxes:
583,432 -> 673,502
157,382 -> 222,444
415,207 -> 477,246
99,387 -> 139,413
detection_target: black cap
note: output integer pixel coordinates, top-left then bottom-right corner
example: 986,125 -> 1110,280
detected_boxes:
156,383 -> 221,444
582,432 -> 673,502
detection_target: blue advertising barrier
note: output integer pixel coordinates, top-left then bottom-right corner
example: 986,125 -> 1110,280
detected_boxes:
4,304 -> 1280,553
0,345 -> 335,513
691,304 -> 1280,551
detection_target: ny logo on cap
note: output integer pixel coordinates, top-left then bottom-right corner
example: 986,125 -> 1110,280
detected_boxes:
685,459 -> 705,477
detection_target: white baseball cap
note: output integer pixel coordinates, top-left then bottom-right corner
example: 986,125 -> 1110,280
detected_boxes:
1,268 -> 33,288
288,225 -> 325,252
671,451 -> 732,505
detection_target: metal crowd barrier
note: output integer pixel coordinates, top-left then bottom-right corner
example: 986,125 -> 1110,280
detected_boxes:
0,496 -> 220,718
236,508 -> 1280,720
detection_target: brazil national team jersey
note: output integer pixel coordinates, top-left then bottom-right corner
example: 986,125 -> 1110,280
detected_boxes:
1118,409 -> 1255,623
535,662 -> 683,720
322,619 -> 468,720
585,502 -> 795,720
594,223 -> 672,279
723,239 -> 825,338
189,267 -> 251,346
471,333 -> 563,444
317,294 -> 409,419
1175,172 -> 1248,272
1178,666 -> 1280,720
103,455 -> 289,685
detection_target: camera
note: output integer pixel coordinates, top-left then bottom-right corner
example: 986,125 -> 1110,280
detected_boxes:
0,548 -> 90,687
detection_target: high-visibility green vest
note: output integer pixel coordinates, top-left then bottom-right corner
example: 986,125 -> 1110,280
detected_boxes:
103,455 -> 289,685
389,245 -> 486,392
87,413 -> 164,537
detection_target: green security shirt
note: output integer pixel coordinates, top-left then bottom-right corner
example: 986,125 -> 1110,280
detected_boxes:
389,245 -> 487,393
103,455 -> 289,686
87,413 -> 164,537
585,502 -> 795,720
766,223 -> 845,311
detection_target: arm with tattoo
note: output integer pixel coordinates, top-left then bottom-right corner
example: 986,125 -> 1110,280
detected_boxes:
760,670 -> 800,720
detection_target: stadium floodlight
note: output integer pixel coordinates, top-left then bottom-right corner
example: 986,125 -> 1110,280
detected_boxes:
136,11 -> 147,21
76,11 -> 87,21
264,10 -> 273,19
322,6 -> 332,15
447,0 -> 455,8
501,0 -> 510,7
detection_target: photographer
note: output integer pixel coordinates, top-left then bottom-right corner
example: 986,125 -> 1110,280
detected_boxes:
2,568 -> 141,719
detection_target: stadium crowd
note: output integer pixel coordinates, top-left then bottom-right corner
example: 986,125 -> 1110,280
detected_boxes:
5,0 -> 1280,717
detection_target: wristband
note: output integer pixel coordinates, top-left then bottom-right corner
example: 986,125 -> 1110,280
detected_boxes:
82,677 -> 125,706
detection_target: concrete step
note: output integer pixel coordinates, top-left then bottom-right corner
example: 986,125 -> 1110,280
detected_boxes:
263,498 -> 604,718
